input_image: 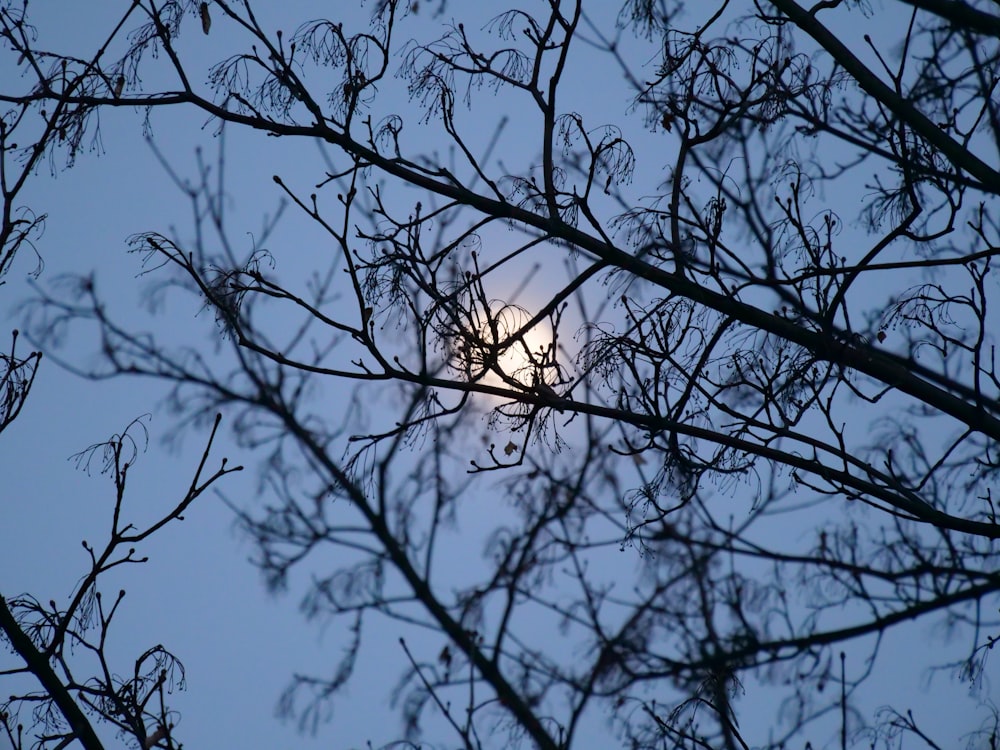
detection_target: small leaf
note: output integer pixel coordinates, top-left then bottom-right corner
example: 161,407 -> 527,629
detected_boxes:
504,441 -> 517,456
200,3 -> 211,34
143,725 -> 167,749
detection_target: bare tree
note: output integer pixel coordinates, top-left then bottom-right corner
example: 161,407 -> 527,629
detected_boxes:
0,13 -> 45,435
0,416 -> 240,750
0,10 -> 242,747
3,0 -> 1000,748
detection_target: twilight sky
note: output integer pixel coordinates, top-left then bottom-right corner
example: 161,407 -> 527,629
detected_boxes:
1,2 -> 997,749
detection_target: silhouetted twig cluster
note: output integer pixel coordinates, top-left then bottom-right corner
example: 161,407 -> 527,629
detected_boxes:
2,1 -> 1000,748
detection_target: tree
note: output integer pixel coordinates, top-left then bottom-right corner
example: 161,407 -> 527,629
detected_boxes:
2,0 -> 1000,748
0,12 -> 242,749
0,415 -> 238,750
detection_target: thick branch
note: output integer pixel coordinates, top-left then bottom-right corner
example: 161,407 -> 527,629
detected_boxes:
0,596 -> 105,750
771,0 -> 1000,191
896,0 -> 1000,37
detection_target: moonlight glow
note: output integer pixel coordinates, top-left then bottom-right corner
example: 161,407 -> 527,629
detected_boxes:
449,301 -> 561,393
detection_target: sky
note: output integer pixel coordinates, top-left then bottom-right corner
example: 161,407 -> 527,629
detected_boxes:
0,4 -> 409,748
1,2 -> 998,749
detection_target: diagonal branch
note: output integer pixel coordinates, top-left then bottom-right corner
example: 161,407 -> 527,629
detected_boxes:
0,596 -> 105,750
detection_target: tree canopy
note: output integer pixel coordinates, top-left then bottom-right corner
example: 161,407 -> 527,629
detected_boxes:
2,1 -> 1000,748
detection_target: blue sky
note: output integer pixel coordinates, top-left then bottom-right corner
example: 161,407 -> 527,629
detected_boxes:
1,2 -> 998,749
